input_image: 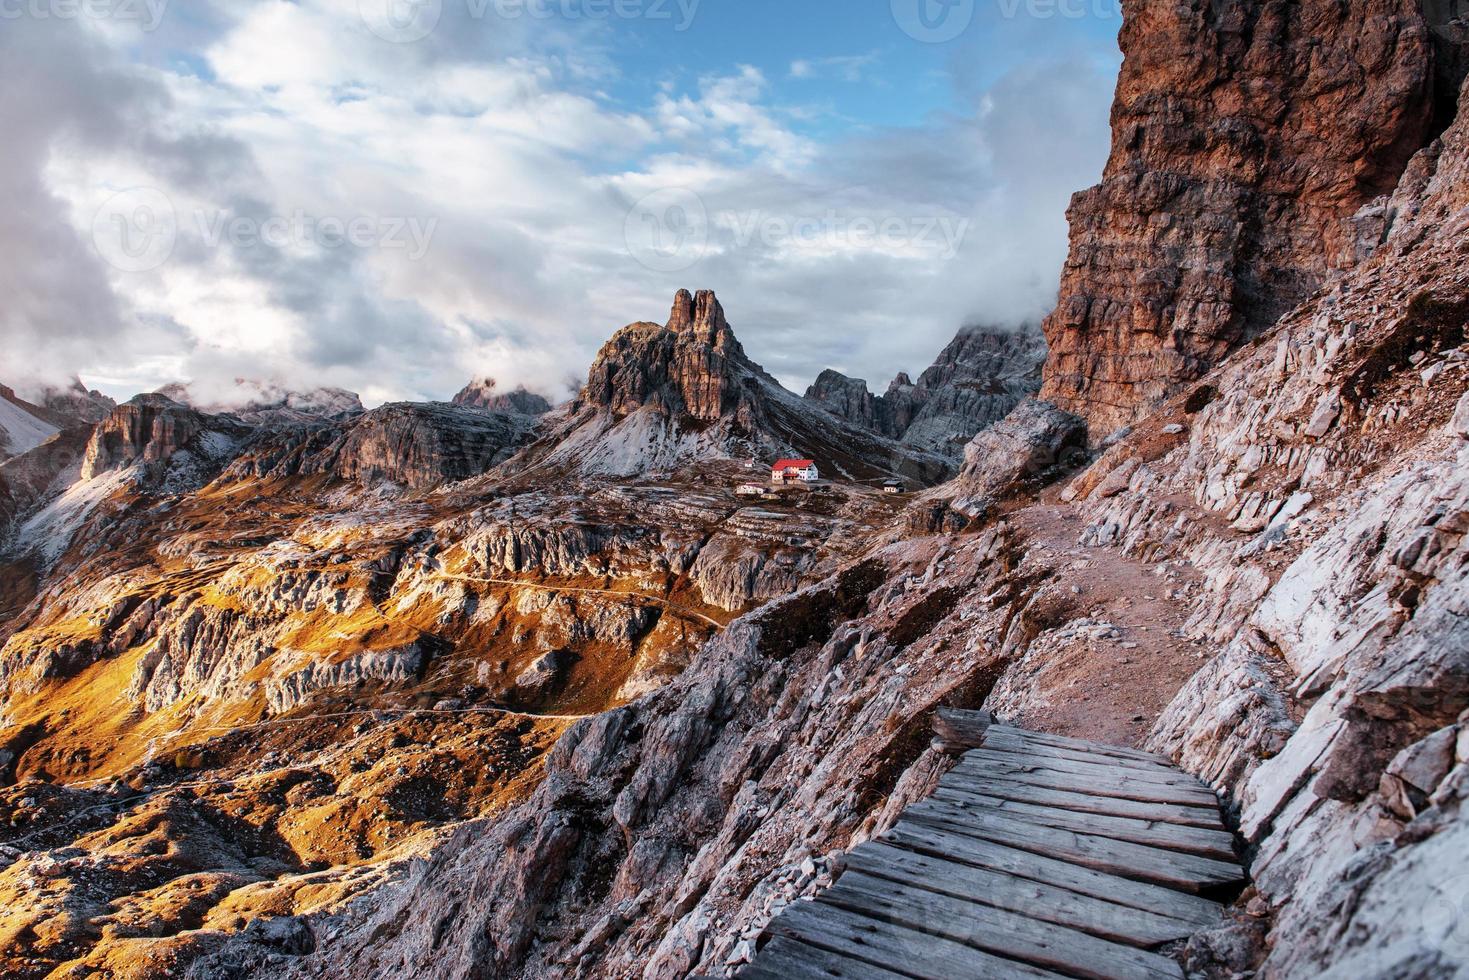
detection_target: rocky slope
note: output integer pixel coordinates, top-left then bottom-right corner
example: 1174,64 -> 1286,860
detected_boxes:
804,325 -> 1046,460
0,385 -> 61,463
1040,0 -> 1455,437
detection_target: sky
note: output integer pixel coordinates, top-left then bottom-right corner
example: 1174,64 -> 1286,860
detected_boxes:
1,0 -> 1123,407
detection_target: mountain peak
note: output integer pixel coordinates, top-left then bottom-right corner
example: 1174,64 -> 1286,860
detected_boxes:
666,288 -> 730,345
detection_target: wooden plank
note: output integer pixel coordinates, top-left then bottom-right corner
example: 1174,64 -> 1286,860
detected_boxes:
979,731 -> 1185,776
769,896 -> 1068,980
820,870 -> 1184,980
881,821 -> 1225,926
929,788 -> 1237,860
934,708 -> 993,753
903,805 -> 1246,893
848,842 -> 1202,948
988,724 -> 1173,765
938,772 -> 1226,830
956,758 -> 1220,807
741,936 -> 912,980
970,746 -> 1208,789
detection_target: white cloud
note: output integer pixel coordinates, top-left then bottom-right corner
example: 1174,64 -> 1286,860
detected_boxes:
2,6 -> 1118,408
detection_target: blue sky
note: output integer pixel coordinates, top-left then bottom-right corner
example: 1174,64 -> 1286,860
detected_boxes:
3,0 -> 1123,406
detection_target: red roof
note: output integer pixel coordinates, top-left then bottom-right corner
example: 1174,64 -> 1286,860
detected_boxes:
772,459 -> 815,471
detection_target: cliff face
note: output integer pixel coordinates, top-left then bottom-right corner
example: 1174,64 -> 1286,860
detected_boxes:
581,289 -> 751,422
804,326 -> 1046,459
80,394 -> 242,482
1041,0 -> 1442,436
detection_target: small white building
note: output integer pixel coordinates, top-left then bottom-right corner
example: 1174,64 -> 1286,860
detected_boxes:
735,483 -> 767,498
883,479 -> 906,495
772,459 -> 820,484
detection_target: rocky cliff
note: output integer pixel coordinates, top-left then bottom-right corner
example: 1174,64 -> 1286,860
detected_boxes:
1040,0 -> 1451,437
805,326 -> 1046,460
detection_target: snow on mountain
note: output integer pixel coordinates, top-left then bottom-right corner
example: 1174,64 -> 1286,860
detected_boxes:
0,385 -> 61,462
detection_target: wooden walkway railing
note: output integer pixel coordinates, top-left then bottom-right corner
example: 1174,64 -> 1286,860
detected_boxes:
740,710 -> 1246,980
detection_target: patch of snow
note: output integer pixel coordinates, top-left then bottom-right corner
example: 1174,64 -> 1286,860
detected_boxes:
13,467 -> 136,567
0,397 -> 60,459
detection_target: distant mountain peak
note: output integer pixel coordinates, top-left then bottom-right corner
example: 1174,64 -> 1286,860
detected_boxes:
804,324 -> 1047,459
452,378 -> 553,416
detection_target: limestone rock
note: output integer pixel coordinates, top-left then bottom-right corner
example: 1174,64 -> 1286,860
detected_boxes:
949,400 -> 1088,511
1040,0 -> 1440,434
1453,390 -> 1469,439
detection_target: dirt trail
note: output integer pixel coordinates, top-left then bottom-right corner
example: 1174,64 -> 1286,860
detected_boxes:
998,500 -> 1211,748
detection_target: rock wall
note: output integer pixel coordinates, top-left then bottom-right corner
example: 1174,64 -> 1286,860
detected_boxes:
1040,0 -> 1442,436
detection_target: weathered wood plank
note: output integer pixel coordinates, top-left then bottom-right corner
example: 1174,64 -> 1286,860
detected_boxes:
740,936 -> 912,980
979,731 -> 1186,776
930,787 -> 1237,859
988,724 -> 1173,764
769,897 -> 1068,980
956,757 -> 1220,807
903,804 -> 1246,893
848,842 -> 1202,948
881,821 -> 1225,925
934,708 -> 994,753
820,870 -> 1185,980
937,771 -> 1226,829
971,746 -> 1208,789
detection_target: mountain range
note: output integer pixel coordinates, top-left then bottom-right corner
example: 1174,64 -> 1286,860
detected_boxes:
0,3 -> 1466,978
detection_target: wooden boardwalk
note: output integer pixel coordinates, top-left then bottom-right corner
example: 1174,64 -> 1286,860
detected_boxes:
740,711 -> 1246,980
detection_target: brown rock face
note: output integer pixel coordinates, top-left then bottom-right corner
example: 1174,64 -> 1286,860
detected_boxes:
1040,0 -> 1441,436
582,289 -> 749,421
81,395 -> 216,480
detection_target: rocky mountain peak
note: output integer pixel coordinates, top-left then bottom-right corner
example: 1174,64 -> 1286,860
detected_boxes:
581,288 -> 753,423
804,324 -> 1046,459
665,287 -> 733,347
452,379 -> 552,416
